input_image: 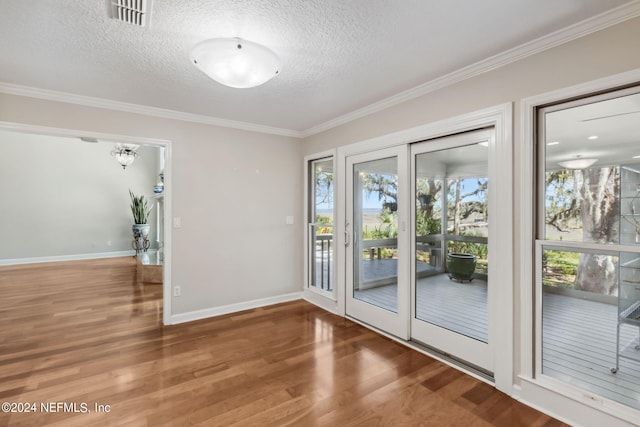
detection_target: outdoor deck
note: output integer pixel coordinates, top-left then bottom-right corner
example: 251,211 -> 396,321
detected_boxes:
356,276 -> 640,410
542,292 -> 640,409
355,271 -> 488,342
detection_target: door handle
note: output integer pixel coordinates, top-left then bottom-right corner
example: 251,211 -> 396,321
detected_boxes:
344,222 -> 350,247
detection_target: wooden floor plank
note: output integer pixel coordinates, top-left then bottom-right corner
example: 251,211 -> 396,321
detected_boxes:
358,275 -> 640,411
0,257 -> 564,426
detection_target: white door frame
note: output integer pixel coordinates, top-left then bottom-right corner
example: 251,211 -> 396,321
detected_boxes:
0,120 -> 174,326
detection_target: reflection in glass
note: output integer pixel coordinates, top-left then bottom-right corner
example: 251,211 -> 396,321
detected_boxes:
309,158 -> 334,291
414,143 -> 489,343
352,157 -> 399,313
540,247 -> 640,405
539,90 -> 640,410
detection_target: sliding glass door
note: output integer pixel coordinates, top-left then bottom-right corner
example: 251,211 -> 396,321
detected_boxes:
411,129 -> 494,373
343,128 -> 500,374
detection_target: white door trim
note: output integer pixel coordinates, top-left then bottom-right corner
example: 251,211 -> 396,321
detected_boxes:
0,120 -> 174,326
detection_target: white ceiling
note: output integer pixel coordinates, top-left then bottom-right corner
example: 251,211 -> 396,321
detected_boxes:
0,0 -> 637,135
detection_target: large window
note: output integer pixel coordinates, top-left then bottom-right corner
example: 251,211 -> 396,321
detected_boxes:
308,157 -> 334,293
537,88 -> 640,410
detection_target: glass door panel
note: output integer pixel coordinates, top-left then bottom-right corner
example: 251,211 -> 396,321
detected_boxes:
353,156 -> 399,312
346,146 -> 408,339
411,129 -> 493,373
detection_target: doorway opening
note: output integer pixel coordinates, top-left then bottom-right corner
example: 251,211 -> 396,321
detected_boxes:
0,121 -> 172,324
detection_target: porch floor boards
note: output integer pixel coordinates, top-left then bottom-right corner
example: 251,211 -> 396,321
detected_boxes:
356,276 -> 640,410
542,292 -> 640,410
355,273 -> 488,342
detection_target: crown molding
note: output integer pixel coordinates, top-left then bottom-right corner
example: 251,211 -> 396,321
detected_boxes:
301,0 -> 640,137
0,82 -> 304,139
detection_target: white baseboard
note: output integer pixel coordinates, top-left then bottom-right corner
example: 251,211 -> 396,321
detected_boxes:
169,292 -> 303,325
0,250 -> 137,266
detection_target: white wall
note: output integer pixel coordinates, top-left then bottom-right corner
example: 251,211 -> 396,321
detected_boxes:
0,129 -> 158,259
0,98 -> 304,318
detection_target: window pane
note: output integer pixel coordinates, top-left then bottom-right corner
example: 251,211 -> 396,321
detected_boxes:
539,89 -> 640,411
312,158 -> 333,223
543,92 -> 640,244
353,157 -> 399,313
415,143 -> 489,342
541,246 -> 640,409
309,158 -> 333,292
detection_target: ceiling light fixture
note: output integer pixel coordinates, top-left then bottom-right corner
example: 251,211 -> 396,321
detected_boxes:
190,37 -> 281,89
587,135 -> 599,140
558,156 -> 598,170
547,141 -> 560,146
111,143 -> 139,169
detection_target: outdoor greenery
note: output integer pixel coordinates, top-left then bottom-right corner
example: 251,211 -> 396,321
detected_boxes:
314,166 -> 333,207
416,211 -> 441,236
544,167 -> 620,295
315,214 -> 333,234
542,250 -> 580,288
313,161 -> 624,293
129,190 -> 153,224
448,233 -> 488,274
362,204 -> 398,259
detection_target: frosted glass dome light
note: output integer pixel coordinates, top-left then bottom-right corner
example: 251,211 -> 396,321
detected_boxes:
558,157 -> 598,170
191,38 -> 281,89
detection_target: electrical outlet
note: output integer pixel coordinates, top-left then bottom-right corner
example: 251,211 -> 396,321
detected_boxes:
173,286 -> 181,297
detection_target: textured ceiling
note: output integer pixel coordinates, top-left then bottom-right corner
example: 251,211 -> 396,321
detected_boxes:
0,0 -> 637,134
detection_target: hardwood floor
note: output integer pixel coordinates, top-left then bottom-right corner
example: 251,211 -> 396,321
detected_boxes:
0,257 -> 566,426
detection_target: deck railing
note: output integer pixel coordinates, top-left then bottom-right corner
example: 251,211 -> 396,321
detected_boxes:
307,228 -> 490,292
309,224 -> 333,292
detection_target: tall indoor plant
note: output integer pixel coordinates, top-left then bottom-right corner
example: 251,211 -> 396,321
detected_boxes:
129,189 -> 153,253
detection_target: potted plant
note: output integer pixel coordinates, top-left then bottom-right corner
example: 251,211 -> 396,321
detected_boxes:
129,190 -> 153,253
446,252 -> 476,282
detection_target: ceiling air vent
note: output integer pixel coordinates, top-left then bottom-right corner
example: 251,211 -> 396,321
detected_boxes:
111,0 -> 151,27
